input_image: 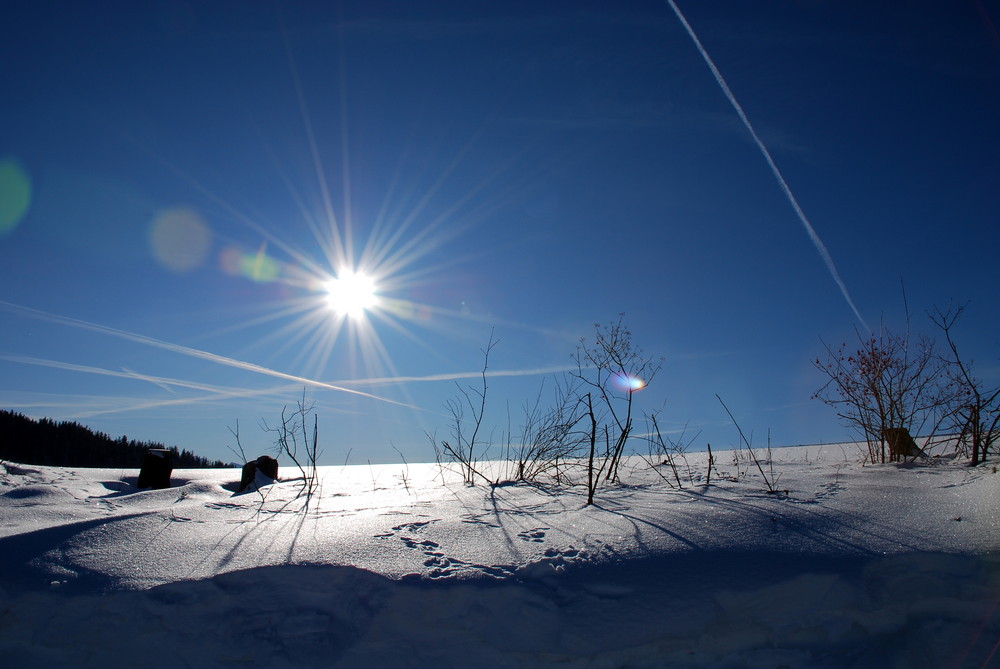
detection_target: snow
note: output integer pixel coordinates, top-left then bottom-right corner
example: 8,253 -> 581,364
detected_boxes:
1,445 -> 998,668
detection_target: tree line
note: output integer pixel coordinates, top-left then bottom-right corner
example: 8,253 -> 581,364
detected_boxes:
0,410 -> 226,468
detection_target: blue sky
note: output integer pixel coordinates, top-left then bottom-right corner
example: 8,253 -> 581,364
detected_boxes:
1,1 -> 998,465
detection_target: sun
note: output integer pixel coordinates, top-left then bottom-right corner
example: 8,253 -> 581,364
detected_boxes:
322,270 -> 379,319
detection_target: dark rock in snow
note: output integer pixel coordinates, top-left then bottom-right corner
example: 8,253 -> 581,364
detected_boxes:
238,456 -> 279,492
137,449 -> 172,489
255,455 -> 278,480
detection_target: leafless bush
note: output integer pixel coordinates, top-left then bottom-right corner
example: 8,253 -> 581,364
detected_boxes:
392,446 -> 413,494
510,377 -> 587,483
931,304 -> 1000,465
583,392 -> 602,505
261,390 -> 321,497
639,412 -> 696,488
429,317 -> 666,501
705,443 -> 718,485
717,395 -> 779,493
573,315 -> 663,484
813,321 -> 952,464
226,420 -> 249,466
226,420 -> 268,507
434,332 -> 498,486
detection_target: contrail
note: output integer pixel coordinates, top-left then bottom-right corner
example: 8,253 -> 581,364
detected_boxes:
0,300 -> 419,409
0,354 -> 292,398
665,0 -> 869,331
0,355 -> 332,418
331,365 -> 580,388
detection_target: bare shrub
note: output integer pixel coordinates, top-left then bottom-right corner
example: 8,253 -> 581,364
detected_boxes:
261,390 -> 321,497
226,420 -> 249,466
434,332 -> 498,486
511,377 -> 587,484
931,304 -> 1000,465
572,315 -> 663,484
640,412 -> 696,488
428,316 -> 666,501
717,395 -> 779,493
813,322 -> 951,464
583,392 -> 601,505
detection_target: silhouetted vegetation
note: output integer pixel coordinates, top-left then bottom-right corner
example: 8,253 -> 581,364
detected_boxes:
0,410 -> 226,468
430,316 -> 669,503
260,390 -> 321,497
814,301 -> 997,466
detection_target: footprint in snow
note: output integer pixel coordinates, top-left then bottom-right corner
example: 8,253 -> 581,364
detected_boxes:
381,518 -> 518,580
391,519 -> 438,533
401,537 -> 441,551
517,527 -> 548,542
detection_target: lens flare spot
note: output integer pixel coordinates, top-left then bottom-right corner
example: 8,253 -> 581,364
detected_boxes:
614,374 -> 647,392
219,247 -> 243,276
384,297 -> 414,320
150,207 -> 211,272
0,157 -> 32,236
323,271 -> 378,319
219,244 -> 280,283
242,244 -> 280,282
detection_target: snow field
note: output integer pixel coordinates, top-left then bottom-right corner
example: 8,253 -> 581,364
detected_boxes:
1,445 -> 998,668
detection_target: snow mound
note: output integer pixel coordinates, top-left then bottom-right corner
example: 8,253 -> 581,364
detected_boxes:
1,446 -> 998,667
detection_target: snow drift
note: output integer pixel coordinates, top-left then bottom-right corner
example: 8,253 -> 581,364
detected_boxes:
1,445 -> 998,668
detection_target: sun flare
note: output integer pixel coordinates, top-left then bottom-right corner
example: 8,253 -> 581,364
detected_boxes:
322,271 -> 379,319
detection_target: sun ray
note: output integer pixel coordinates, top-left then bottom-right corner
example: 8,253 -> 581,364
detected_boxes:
0,300 -> 417,409
73,22 -> 580,446
275,3 -> 347,272
335,7 -> 354,270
